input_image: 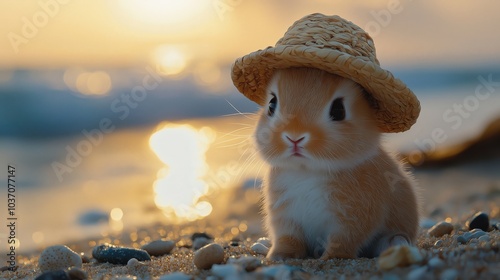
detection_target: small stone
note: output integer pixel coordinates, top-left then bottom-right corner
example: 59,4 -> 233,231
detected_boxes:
80,253 -> 90,263
469,230 -> 486,240
428,221 -> 454,237
407,266 -> 427,280
250,243 -> 269,255
378,245 -> 423,270
193,237 -> 211,250
35,270 -> 71,280
191,232 -> 213,241
67,267 -> 87,280
467,212 -> 489,232
420,219 -> 437,229
478,235 -> 490,242
228,256 -> 262,272
141,240 -> 175,256
256,237 -> 272,248
440,268 -> 458,280
127,258 -> 139,266
158,272 -> 192,280
428,257 -> 445,269
434,240 -> 443,247
211,264 -> 242,278
492,222 -> 500,230
456,235 -> 467,244
229,240 -> 240,247
92,244 -> 151,265
39,245 -> 83,273
193,243 -> 225,270
382,274 -> 399,280
463,232 -> 472,240
260,264 -> 303,278
127,258 -> 149,277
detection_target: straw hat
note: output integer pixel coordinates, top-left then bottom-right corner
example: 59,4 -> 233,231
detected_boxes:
231,13 -> 420,133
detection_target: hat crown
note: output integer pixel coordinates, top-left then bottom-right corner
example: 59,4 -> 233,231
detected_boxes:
276,13 -> 379,65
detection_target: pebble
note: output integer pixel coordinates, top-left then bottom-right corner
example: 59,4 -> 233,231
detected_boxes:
478,235 -> 490,242
127,258 -> 149,277
456,229 -> 488,244
407,266 -> 427,280
382,274 -> 399,280
141,240 -> 175,256
256,237 -> 272,248
67,267 -> 87,280
470,230 -> 486,239
462,232 -> 472,240
192,237 -> 211,250
456,235 -> 467,244
467,212 -> 489,231
211,264 -> 242,278
193,243 -> 225,270
35,270 -> 71,280
470,228 -> 483,233
191,232 -> 213,241
420,218 -> 437,229
260,265 -> 304,279
228,256 -> 262,272
158,272 -> 192,280
440,268 -> 458,280
492,222 -> 500,230
428,257 -> 445,269
229,240 -> 240,247
250,242 -> 269,255
35,267 -> 87,280
378,245 -> 423,270
108,276 -> 138,280
80,253 -> 90,263
92,244 -> 151,265
428,221 -> 454,237
433,240 -> 443,247
38,245 -> 83,273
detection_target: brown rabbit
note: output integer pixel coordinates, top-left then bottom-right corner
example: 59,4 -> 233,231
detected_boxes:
254,67 -> 420,260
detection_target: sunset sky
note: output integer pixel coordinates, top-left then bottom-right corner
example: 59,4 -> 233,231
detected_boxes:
1,1 -> 500,70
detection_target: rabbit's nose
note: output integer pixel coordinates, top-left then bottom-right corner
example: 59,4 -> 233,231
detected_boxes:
282,133 -> 309,145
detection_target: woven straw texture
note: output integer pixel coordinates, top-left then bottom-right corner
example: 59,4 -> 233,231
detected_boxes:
231,13 -> 420,133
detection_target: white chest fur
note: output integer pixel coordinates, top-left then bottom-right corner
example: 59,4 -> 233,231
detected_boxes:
269,169 -> 342,254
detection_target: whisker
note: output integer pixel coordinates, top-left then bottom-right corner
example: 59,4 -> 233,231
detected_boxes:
224,99 -> 257,120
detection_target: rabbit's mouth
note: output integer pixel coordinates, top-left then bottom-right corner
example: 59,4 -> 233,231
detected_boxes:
289,145 -> 305,158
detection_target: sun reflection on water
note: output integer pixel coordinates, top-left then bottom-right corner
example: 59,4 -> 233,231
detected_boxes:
149,124 -> 214,222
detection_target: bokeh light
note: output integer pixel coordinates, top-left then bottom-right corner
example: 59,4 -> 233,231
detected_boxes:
149,124 -> 215,222
153,46 -> 188,77
64,68 -> 112,96
110,208 -> 124,221
32,231 -> 44,244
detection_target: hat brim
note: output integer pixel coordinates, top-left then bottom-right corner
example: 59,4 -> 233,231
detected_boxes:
231,45 -> 420,133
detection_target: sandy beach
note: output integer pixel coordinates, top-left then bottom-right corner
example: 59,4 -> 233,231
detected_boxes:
1,116 -> 500,280
2,1 -> 500,279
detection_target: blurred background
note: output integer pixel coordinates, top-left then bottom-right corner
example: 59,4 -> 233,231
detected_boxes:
0,1 -> 499,254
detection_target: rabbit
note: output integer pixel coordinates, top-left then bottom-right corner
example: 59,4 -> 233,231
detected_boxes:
254,67 -> 420,260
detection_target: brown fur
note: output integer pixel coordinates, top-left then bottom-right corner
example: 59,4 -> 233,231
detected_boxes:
255,67 -> 420,260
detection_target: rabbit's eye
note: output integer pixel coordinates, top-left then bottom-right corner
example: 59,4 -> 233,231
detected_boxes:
329,98 -> 345,121
268,94 -> 277,117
